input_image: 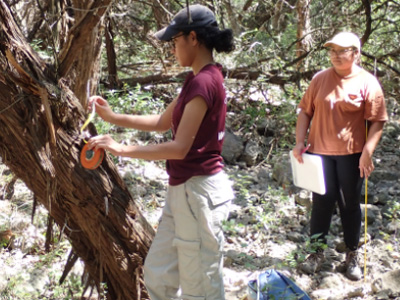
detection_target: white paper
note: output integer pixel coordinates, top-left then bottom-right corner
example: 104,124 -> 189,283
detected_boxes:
289,151 -> 326,195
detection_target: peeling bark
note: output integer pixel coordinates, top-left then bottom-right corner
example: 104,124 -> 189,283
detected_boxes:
0,1 -> 154,299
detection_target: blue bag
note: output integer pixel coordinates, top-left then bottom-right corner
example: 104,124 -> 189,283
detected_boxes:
247,269 -> 311,300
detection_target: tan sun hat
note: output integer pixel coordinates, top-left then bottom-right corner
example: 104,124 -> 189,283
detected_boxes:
323,32 -> 361,51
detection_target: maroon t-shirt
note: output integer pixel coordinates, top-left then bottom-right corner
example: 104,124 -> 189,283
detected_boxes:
167,64 -> 227,186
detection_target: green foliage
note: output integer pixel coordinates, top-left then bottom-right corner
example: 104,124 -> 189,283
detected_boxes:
286,234 -> 327,268
29,39 -> 54,62
0,236 -> 9,248
46,272 -> 84,300
102,83 -> 162,115
238,252 -> 257,270
222,219 -> 245,236
35,241 -> 69,268
231,171 -> 255,202
383,200 -> 400,221
0,238 -> 86,300
94,83 -> 167,137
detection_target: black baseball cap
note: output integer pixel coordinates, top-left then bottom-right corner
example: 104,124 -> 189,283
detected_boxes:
154,4 -> 218,41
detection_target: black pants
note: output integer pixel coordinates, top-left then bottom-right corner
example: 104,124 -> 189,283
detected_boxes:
310,153 -> 363,251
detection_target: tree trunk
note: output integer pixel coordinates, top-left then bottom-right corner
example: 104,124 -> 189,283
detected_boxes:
296,0 -> 312,71
62,0 -> 104,107
105,15 -> 121,89
0,1 -> 154,299
222,0 -> 241,35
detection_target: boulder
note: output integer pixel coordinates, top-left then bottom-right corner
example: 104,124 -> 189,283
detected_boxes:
372,269 -> 400,295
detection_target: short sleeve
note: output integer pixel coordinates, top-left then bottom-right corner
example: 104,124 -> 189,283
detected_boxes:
184,73 -> 214,109
363,76 -> 388,121
298,75 -> 320,118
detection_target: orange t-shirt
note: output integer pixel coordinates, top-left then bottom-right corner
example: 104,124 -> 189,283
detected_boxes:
299,67 -> 388,155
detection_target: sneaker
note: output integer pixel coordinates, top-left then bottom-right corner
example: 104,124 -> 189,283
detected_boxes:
345,250 -> 362,281
299,251 -> 325,274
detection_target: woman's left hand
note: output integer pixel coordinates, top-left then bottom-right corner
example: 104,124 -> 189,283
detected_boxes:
87,135 -> 124,157
359,151 -> 374,178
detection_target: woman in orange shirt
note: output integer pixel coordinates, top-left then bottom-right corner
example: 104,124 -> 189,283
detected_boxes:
292,32 -> 387,281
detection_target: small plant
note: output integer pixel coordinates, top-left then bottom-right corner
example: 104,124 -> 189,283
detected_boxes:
286,233 -> 327,268
238,252 -> 257,270
383,199 -> 400,221
231,172 -> 255,202
35,240 -> 69,268
222,219 -> 245,236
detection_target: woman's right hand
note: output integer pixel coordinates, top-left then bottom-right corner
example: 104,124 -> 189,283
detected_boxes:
88,96 -> 114,122
292,143 -> 306,164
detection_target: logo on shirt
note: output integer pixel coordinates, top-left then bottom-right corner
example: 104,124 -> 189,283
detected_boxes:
218,131 -> 225,141
345,93 -> 363,108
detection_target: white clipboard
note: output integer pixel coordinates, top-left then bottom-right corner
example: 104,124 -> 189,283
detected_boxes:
289,150 -> 326,195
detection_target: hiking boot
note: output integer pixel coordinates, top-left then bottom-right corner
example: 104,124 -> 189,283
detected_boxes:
345,250 -> 362,281
299,251 -> 325,274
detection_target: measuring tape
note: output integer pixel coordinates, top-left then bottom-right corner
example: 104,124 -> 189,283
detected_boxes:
80,101 -> 104,169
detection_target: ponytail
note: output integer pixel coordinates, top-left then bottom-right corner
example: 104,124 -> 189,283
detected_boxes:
191,26 -> 235,53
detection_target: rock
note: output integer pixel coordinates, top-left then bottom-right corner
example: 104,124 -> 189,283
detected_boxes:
318,273 -> 344,289
383,122 -> 400,139
369,170 -> 399,182
345,287 -> 364,298
360,204 -> 382,225
27,268 -> 50,293
371,269 -> 400,295
385,220 -> 400,233
294,190 -> 312,210
374,290 -> 391,299
373,192 -> 390,205
256,118 -> 277,137
271,153 -> 291,186
241,140 -> 261,166
287,231 -> 305,243
311,288 -> 341,300
256,167 -> 271,185
128,185 -> 148,197
222,131 -> 244,164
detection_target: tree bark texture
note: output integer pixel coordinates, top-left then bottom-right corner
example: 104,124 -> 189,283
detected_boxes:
0,1 -> 154,299
296,0 -> 312,71
60,0 -> 105,107
105,15 -> 120,89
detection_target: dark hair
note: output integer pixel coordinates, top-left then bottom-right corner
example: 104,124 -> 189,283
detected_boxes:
185,26 -> 235,53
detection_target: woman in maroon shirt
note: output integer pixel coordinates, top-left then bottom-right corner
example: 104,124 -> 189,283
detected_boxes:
88,5 -> 235,300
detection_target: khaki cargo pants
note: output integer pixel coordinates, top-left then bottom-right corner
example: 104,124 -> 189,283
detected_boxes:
144,171 -> 234,300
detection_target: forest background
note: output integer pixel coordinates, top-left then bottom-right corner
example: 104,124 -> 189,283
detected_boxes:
0,0 -> 399,299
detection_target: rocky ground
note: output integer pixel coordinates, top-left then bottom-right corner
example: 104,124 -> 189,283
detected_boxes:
0,119 -> 399,300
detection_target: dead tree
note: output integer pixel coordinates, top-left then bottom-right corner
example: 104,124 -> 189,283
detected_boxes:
0,1 -> 154,299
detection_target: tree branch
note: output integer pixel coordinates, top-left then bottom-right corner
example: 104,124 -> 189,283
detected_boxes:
118,67 -> 317,87
362,51 -> 400,76
361,0 -> 372,46
58,0 -> 112,78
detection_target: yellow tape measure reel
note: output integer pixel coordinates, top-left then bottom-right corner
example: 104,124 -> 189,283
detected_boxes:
80,143 -> 104,169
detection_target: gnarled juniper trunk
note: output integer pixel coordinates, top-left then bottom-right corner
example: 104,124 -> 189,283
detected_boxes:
0,1 -> 154,299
